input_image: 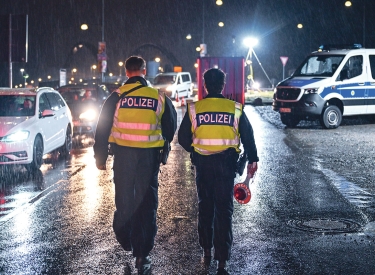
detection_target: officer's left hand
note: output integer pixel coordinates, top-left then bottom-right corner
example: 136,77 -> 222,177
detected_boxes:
247,162 -> 258,177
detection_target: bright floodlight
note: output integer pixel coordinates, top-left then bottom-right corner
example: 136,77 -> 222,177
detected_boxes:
243,37 -> 258,48
253,81 -> 260,89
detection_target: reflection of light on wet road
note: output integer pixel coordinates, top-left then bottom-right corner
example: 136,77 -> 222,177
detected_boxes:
243,106 -> 265,156
79,148 -> 102,220
12,206 -> 32,251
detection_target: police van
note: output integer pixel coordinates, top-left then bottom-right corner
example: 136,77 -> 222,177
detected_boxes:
272,44 -> 375,128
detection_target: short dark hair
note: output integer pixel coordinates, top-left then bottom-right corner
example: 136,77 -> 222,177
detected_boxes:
203,68 -> 226,94
125,56 -> 146,72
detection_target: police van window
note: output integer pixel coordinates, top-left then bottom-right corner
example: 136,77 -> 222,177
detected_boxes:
369,55 -> 375,79
294,55 -> 345,77
345,55 -> 363,79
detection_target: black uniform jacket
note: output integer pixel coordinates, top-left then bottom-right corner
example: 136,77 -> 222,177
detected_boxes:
178,94 -> 259,163
94,76 -> 177,166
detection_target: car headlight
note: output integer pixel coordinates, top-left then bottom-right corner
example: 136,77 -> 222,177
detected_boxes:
2,130 -> 30,142
79,109 -> 97,121
166,85 -> 173,91
304,88 -> 319,94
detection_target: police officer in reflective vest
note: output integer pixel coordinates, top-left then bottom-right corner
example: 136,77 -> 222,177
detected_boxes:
94,56 -> 177,274
178,68 -> 259,275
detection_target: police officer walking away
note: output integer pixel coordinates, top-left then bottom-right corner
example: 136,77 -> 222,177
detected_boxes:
178,68 -> 259,275
94,56 -> 177,274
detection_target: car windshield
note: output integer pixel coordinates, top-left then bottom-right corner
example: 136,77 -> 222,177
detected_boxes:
59,88 -> 99,105
293,55 -> 345,77
153,75 -> 176,85
0,95 -> 36,117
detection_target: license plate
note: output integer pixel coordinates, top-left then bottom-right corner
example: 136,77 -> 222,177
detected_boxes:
279,108 -> 291,113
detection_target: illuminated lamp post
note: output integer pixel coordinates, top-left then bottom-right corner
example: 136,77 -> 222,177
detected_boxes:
20,68 -> 26,86
118,61 -> 123,76
243,37 -> 258,89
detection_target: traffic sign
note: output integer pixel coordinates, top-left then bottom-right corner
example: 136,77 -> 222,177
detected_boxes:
280,56 -> 288,66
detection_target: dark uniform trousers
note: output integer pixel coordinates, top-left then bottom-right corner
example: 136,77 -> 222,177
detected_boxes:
112,145 -> 160,258
192,149 -> 238,262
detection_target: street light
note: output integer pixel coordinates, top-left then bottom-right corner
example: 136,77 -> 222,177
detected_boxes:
243,37 -> 258,88
91,64 -> 97,78
118,61 -> 123,76
20,69 -> 26,86
81,24 -> 88,30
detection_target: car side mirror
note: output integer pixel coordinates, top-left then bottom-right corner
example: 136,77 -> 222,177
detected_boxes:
41,109 -> 54,118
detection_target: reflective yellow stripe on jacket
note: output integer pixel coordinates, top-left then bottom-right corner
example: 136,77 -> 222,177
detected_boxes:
109,83 -> 165,148
189,97 -> 242,155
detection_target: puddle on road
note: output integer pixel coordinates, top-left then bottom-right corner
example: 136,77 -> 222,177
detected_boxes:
321,168 -> 374,214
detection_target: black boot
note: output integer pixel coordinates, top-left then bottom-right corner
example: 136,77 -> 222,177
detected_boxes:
135,256 -> 151,275
217,260 -> 229,275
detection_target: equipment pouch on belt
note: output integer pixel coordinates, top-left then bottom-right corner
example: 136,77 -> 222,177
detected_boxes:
159,139 -> 171,165
236,153 -> 247,176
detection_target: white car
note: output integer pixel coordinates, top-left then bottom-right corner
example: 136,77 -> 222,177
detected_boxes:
152,72 -> 192,99
0,87 -> 73,171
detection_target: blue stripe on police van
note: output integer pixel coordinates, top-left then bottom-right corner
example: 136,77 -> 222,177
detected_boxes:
119,96 -> 158,111
196,112 -> 234,127
280,78 -> 323,87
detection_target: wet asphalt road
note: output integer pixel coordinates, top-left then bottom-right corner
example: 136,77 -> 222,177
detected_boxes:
0,105 -> 375,274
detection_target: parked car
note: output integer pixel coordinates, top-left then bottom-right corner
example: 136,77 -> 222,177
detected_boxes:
58,83 -> 111,143
0,87 -> 73,171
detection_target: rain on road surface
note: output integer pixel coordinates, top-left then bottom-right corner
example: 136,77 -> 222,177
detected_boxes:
0,104 -> 374,275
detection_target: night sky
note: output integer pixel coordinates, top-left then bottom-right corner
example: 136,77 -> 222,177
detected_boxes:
1,0 -> 374,88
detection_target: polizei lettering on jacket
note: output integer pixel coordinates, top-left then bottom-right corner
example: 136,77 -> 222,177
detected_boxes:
120,96 -> 158,112
196,112 -> 234,127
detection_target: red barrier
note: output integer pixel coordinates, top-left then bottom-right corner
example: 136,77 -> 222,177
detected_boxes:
197,57 -> 245,104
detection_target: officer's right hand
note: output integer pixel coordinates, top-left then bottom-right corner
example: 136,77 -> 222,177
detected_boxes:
96,164 -> 106,170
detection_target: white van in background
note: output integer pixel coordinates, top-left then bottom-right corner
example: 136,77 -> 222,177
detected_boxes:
152,72 -> 192,100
